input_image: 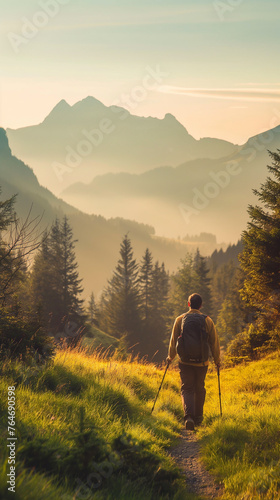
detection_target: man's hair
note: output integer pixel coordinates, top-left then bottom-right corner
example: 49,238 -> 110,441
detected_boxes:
188,293 -> 202,309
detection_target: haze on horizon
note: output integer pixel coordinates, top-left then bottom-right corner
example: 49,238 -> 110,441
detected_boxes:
1,0 -> 280,144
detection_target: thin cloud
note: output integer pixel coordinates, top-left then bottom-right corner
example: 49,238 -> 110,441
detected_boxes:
237,82 -> 280,87
42,6 -> 215,32
157,86 -> 280,103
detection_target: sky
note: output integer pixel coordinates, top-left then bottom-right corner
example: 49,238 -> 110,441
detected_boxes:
1,0 -> 280,144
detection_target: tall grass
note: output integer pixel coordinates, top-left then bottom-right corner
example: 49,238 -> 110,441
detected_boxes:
198,352 -> 280,499
1,346 -> 279,499
0,347 -> 198,500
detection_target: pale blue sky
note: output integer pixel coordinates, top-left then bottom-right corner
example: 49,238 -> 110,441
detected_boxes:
1,0 -> 280,142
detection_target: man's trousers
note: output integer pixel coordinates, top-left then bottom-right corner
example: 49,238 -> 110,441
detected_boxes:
179,363 -> 208,423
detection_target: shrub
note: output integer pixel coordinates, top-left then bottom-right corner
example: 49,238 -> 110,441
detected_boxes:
0,309 -> 55,363
225,323 -> 272,365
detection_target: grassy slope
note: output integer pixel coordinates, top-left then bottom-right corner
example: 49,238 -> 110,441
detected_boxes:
0,350 -> 194,500
200,352 -> 280,499
0,350 -> 279,499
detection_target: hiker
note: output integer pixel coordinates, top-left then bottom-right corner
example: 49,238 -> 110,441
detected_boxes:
167,293 -> 220,430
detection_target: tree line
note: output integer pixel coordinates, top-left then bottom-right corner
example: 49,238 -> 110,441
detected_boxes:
1,150 -> 280,364
0,197 -> 214,362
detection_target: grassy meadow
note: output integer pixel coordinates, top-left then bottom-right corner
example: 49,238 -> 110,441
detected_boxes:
200,352 -> 280,499
0,348 -> 192,500
0,347 -> 279,499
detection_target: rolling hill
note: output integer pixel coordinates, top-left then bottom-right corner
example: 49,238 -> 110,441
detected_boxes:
0,128 -> 223,300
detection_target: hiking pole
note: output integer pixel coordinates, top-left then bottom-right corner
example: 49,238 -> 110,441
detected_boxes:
151,360 -> 170,414
217,365 -> 222,417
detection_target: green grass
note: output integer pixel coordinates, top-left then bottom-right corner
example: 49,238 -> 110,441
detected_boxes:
198,352 -> 280,499
0,349 -> 197,500
1,348 -> 279,499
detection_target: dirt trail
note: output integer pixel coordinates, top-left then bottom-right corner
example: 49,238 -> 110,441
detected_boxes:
170,429 -> 224,499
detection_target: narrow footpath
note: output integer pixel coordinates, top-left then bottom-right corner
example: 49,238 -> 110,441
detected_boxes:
170,429 -> 224,499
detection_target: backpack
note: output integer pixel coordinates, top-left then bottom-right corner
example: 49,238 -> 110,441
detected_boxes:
176,313 -> 209,364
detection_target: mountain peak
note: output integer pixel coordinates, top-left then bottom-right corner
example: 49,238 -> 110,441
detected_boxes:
51,99 -> 71,112
72,96 -> 105,110
164,112 -> 190,135
164,112 -> 176,120
43,100 -> 72,123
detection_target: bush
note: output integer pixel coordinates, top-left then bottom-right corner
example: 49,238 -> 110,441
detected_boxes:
17,408 -> 110,487
225,323 -> 273,365
0,309 -> 55,363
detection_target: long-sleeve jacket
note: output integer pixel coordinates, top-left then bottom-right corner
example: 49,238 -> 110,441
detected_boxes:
168,308 -> 221,366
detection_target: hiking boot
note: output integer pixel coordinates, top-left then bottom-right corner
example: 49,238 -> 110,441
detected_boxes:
185,417 -> 195,430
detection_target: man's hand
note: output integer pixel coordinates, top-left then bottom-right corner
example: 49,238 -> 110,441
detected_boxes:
166,357 -> 172,366
216,362 -> 221,370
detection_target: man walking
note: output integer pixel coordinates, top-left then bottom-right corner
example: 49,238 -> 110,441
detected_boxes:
167,293 -> 220,430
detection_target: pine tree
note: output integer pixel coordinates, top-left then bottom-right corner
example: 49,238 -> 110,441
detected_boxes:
31,217 -> 84,335
239,150 -> 280,346
0,192 -> 22,304
216,268 -> 246,346
0,191 -> 56,360
138,248 -> 153,324
104,235 -> 141,344
147,262 -> 170,360
193,249 -> 212,314
0,191 -> 16,232
60,216 -> 84,315
240,151 -> 280,314
31,232 -> 54,323
87,292 -> 99,326
171,254 -> 199,317
210,261 -> 237,321
150,262 -> 169,317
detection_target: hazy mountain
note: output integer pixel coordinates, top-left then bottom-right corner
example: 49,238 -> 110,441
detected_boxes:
6,97 -> 238,195
61,125 -> 280,242
0,128 -> 224,299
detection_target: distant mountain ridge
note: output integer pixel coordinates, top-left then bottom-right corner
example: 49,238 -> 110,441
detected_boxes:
61,124 -> 280,242
6,96 -> 238,195
5,96 -> 278,244
0,129 -> 224,298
